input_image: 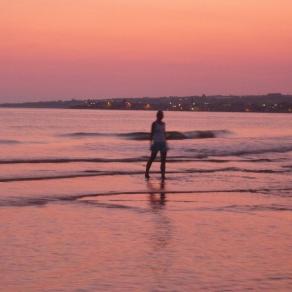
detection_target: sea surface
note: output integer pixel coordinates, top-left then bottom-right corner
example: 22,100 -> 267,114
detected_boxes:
0,108 -> 292,291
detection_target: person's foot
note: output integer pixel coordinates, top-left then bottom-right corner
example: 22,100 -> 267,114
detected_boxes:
145,173 -> 150,179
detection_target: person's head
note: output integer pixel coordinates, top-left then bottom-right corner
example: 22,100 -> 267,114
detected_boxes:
156,110 -> 164,121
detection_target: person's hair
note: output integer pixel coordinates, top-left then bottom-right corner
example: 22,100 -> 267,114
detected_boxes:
156,110 -> 163,119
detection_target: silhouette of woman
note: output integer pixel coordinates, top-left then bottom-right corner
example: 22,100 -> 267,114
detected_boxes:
145,110 -> 167,180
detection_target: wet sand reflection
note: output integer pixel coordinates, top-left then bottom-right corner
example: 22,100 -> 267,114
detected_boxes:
147,180 -> 167,209
146,179 -> 174,289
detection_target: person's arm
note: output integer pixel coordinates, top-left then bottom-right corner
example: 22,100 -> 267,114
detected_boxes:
150,122 -> 155,143
163,122 -> 167,140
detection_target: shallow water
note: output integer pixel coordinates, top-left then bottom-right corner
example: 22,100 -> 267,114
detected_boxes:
0,108 -> 292,291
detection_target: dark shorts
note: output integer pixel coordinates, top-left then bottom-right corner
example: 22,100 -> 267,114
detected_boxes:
151,142 -> 168,153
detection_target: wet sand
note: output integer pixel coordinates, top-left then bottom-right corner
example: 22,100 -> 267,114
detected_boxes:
1,173 -> 292,291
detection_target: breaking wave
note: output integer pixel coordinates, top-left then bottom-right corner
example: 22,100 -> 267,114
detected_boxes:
119,130 -> 230,140
0,139 -> 21,144
62,130 -> 230,140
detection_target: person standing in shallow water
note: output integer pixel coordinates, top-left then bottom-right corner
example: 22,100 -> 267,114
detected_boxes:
145,110 -> 167,180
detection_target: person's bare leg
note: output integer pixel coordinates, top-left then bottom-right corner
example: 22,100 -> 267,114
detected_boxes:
145,151 -> 158,178
160,150 -> 167,180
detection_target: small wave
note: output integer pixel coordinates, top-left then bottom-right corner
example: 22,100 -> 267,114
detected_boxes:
0,156 -> 279,165
185,167 -> 290,174
218,204 -> 292,213
61,130 -> 230,140
0,157 -> 148,164
61,132 -> 110,137
282,165 -> 292,169
0,139 -> 21,144
1,187 -> 292,208
0,167 -> 289,183
0,170 -> 180,182
189,145 -> 292,158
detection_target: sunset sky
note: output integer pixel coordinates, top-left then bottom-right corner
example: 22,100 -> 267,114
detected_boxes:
1,0 -> 292,102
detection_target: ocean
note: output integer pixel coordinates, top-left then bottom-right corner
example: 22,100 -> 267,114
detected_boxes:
0,108 -> 292,291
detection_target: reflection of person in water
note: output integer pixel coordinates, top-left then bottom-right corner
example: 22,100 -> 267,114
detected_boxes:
148,180 -> 166,208
145,110 -> 168,180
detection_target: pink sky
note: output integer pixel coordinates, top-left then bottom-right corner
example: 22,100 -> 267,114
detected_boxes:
1,0 -> 292,102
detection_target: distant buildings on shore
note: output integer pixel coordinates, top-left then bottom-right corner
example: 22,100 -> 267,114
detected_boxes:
1,93 -> 292,113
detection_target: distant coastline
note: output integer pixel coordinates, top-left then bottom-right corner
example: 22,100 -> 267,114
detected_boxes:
1,93 -> 291,113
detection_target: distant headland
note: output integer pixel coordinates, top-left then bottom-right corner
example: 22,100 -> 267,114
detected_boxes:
1,93 -> 291,113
